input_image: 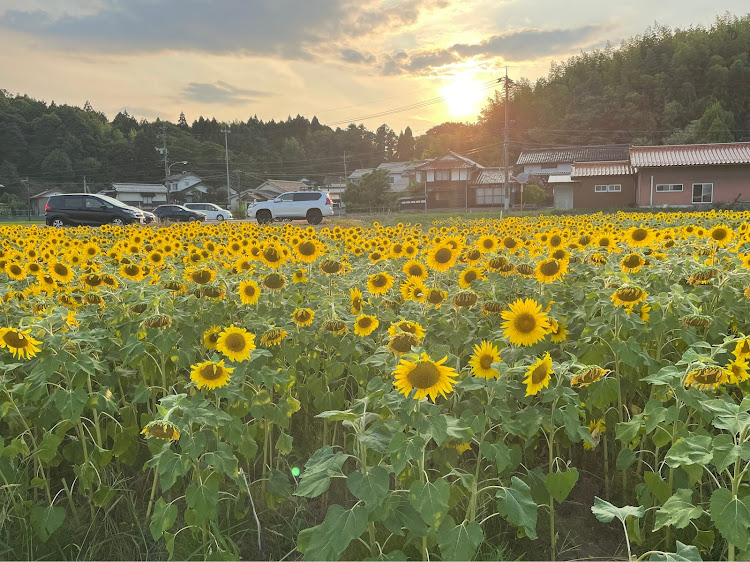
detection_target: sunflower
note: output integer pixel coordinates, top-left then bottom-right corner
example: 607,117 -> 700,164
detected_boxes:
425,244 -> 457,272
611,286 -> 647,308
501,298 -> 550,347
291,308 -> 315,327
320,259 -> 342,275
638,304 -> 651,322
49,261 -> 75,284
535,259 -> 567,284
388,332 -> 420,354
0,327 -> 42,359
388,320 -> 425,341
5,261 -> 26,280
238,280 -> 261,305
216,326 -> 255,362
292,269 -> 308,283
549,320 -> 568,342
523,353 -> 553,396
350,287 -> 363,314
624,226 -> 654,248
393,353 -> 458,401
186,268 -> 216,285
403,260 -> 428,280
584,419 -> 605,451
425,288 -> 447,308
458,266 -> 485,288
262,273 -> 286,291
477,235 -> 497,254
708,225 -> 733,246
725,357 -> 750,384
400,277 -> 427,302
141,420 -> 181,442
620,253 -> 645,273
367,272 -> 394,296
733,338 -> 750,360
322,320 -> 348,335
468,341 -> 501,379
684,366 -> 727,391
571,366 -> 610,387
260,328 -> 288,347
353,314 -> 379,337
293,239 -> 322,263
190,360 -> 234,390
259,242 -> 289,268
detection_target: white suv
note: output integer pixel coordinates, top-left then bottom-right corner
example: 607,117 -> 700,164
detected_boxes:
250,191 -> 333,225
184,203 -> 232,221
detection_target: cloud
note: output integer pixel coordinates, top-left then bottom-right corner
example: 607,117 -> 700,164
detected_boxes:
0,0 -> 350,59
182,81 -> 270,105
340,48 -> 376,64
378,23 -> 606,75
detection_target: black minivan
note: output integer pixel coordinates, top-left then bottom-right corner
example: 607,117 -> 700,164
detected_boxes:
46,194 -> 145,227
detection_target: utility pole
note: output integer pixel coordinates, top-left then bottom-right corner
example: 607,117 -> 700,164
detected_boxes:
503,66 -> 510,210
22,178 -> 30,221
221,127 -> 231,209
162,123 -> 169,184
83,176 -> 88,194
343,150 -> 347,179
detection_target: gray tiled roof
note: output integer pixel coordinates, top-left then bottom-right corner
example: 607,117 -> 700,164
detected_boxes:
517,145 -> 630,165
111,183 -> 167,193
630,143 -> 750,167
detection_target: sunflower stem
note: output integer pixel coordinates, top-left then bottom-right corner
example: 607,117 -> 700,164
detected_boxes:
145,469 -> 159,519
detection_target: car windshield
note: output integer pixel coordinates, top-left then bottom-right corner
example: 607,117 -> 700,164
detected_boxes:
95,194 -> 131,208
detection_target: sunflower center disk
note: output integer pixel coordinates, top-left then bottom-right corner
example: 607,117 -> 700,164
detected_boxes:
434,248 -> 452,263
479,355 -> 493,369
531,364 -> 548,384
632,229 -> 648,241
513,313 -> 537,334
623,256 -> 641,268
407,362 -> 441,390
225,333 -> 247,352
540,261 -> 559,276
3,331 -> 27,348
358,318 -> 372,329
299,242 -> 316,255
54,264 -> 68,276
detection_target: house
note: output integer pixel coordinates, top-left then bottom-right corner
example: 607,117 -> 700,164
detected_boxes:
99,183 -> 168,210
413,152 -> 482,209
552,161 -> 636,210
472,168 -> 515,208
322,175 -> 347,207
630,143 -> 750,207
376,162 -> 414,194
29,188 -> 64,216
517,145 -> 631,179
166,172 -> 208,203
347,169 -> 374,185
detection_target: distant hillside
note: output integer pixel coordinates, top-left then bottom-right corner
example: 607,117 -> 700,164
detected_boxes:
1,12 -> 749,202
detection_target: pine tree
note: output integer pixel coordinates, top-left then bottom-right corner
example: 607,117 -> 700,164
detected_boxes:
178,112 -> 188,128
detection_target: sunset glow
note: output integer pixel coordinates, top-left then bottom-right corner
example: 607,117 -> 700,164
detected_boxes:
439,73 -> 487,119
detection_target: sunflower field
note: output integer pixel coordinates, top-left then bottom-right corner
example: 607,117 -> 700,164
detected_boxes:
1,211 -> 750,561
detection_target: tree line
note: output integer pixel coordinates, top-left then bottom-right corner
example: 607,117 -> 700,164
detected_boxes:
1,12 -> 750,205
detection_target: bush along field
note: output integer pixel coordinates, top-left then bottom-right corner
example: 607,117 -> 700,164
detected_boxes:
1,211 -> 750,561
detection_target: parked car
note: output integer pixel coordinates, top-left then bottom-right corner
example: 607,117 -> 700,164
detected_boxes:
249,191 -> 333,225
153,204 -> 206,222
184,202 -> 232,221
46,193 -> 144,227
140,210 -> 157,224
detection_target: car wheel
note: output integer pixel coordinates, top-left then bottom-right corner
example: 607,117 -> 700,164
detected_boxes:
216,214 -> 224,221
51,218 -> 65,228
111,218 -> 125,226
256,210 -> 272,225
306,208 -> 323,225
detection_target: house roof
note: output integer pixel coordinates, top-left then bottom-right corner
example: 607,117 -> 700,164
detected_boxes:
323,175 -> 347,185
405,159 -> 433,171
167,171 -> 198,181
30,188 -> 64,199
256,179 -> 308,193
348,168 -> 374,180
571,161 -> 635,177
414,151 -> 483,170
517,145 -> 630,166
472,168 -> 513,185
377,162 -> 410,174
111,183 -> 167,194
390,177 -> 412,193
630,142 -> 750,167
548,175 -> 579,183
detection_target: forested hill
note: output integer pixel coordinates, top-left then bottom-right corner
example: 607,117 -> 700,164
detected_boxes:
1,12 -> 749,203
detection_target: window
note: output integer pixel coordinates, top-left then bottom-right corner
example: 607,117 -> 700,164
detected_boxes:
389,176 -> 395,184
655,184 -> 683,192
416,172 -> 423,182
293,192 -> 320,201
278,193 -> 294,202
142,195 -> 153,205
436,170 -> 450,181
475,187 -> 504,205
595,185 -> 622,193
63,196 -> 84,209
693,183 -> 713,204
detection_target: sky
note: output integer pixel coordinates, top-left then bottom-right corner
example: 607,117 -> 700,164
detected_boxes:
0,0 -> 748,134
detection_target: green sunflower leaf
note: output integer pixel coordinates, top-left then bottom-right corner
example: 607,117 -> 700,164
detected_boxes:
654,489 -> 703,531
709,488 -> 750,551
496,476 -> 538,539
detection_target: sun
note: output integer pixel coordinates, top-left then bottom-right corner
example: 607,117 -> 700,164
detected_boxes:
440,73 -> 486,118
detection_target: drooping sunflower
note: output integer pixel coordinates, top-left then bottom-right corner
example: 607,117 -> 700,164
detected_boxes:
458,266 -> 485,288
388,332 -> 419,354
733,338 -> 750,360
353,314 -> 379,337
571,366 -> 610,387
141,420 -> 181,442
620,253 -> 646,273
684,366 -> 728,391
350,287 -> 363,314
262,273 -> 286,291
291,308 -> 315,327
190,360 -> 234,390
367,272 -> 394,296
535,259 -> 567,284
403,260 -> 428,280
203,326 -> 222,349
425,244 -> 457,272
260,328 -> 288,347
238,280 -> 261,305
523,352 -> 553,396
548,319 -> 568,342
393,353 -> 458,401
216,326 -> 256,362
583,419 -> 605,451
500,298 -> 550,347
0,327 -> 42,359
725,357 -> 750,384
611,286 -> 647,308
468,340 -> 501,379
186,268 -> 216,285
388,320 -> 425,341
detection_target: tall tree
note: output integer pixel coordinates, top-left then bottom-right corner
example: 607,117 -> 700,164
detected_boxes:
397,126 -> 416,160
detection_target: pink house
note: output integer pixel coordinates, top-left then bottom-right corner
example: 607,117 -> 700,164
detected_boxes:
631,143 -> 750,207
